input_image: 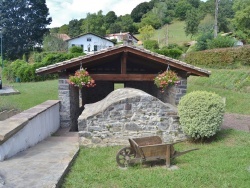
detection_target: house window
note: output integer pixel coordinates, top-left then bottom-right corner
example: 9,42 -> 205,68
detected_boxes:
87,38 -> 91,42
94,45 -> 98,51
72,44 -> 75,47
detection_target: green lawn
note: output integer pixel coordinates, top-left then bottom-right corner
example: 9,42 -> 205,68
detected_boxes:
62,129 -> 250,188
188,68 -> 250,115
0,79 -> 58,111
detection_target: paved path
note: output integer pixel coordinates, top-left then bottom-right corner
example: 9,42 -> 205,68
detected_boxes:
0,86 -> 20,96
0,128 -> 79,188
222,113 -> 250,132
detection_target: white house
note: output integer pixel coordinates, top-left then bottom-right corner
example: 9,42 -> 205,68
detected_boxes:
66,33 -> 115,53
105,32 -> 139,45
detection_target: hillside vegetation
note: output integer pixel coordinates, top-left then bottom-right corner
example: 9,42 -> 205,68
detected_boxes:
150,21 -> 191,46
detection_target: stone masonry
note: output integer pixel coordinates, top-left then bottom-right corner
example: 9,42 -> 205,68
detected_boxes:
78,88 -> 187,146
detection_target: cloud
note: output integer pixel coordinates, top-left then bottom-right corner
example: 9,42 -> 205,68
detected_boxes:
46,0 -> 150,28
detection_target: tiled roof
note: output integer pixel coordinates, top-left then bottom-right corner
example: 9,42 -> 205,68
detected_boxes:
54,34 -> 71,41
36,44 -> 210,76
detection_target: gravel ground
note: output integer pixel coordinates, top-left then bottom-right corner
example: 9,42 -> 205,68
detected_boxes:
222,113 -> 250,132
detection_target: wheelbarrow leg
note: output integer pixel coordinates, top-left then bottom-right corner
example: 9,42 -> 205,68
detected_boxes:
166,145 -> 171,168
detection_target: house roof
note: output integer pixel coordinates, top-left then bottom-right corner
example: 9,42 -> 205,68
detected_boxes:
106,32 -> 139,42
36,45 -> 210,77
54,34 -> 71,41
65,32 -> 115,44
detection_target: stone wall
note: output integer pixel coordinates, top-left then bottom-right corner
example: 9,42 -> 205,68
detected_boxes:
58,75 -> 81,131
125,76 -> 187,106
78,88 -> 187,147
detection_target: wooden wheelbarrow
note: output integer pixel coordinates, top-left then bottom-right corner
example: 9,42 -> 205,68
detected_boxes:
116,136 -> 198,168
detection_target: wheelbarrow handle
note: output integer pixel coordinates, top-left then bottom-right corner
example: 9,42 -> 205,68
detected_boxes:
171,148 -> 199,158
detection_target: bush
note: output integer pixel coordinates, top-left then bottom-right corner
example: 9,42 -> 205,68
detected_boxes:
154,48 -> 183,59
195,32 -> 214,51
69,46 -> 83,53
3,52 -> 84,82
207,36 -> 236,49
178,91 -> 225,140
185,45 -> 250,68
143,40 -> 159,50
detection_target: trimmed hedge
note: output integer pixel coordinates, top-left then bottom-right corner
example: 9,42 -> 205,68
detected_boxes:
185,45 -> 250,68
178,91 -> 225,140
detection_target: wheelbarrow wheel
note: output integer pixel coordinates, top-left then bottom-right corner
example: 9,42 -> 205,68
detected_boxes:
116,147 -> 135,168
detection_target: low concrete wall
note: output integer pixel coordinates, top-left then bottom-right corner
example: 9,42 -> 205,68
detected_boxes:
0,100 -> 60,161
0,109 -> 19,121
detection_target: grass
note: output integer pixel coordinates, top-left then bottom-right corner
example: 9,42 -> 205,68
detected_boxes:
188,67 -> 250,115
152,20 -> 191,46
0,79 -> 58,111
136,20 -> 191,47
62,129 -> 250,188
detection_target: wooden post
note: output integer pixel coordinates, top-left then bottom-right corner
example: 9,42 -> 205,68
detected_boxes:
166,145 -> 171,168
121,52 -> 127,74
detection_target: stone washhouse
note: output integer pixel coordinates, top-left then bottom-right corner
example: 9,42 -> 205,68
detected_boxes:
36,45 -> 210,145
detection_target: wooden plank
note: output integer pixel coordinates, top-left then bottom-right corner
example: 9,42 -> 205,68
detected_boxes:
91,74 -> 156,81
121,52 -> 127,74
166,145 -> 171,168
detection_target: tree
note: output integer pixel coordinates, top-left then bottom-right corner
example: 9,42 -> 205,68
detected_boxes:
81,11 -> 106,36
140,11 -> 162,29
59,24 -> 69,35
104,11 -> 117,29
0,0 -> 52,59
185,8 -> 201,37
232,0 -> 250,39
43,34 -> 68,52
131,2 -> 151,22
175,0 -> 192,20
138,25 -> 155,41
68,19 -> 82,37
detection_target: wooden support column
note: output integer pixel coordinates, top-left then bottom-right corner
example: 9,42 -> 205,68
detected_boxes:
121,52 -> 127,74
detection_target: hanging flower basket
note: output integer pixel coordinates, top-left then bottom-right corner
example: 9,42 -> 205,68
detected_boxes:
154,70 -> 180,92
68,69 -> 96,89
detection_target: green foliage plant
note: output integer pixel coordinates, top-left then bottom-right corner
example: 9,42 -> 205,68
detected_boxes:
185,45 -> 250,68
143,40 -> 159,50
138,25 -> 155,41
69,46 -> 83,53
207,36 -> 236,49
154,48 -> 183,59
178,91 -> 225,140
195,32 -> 214,51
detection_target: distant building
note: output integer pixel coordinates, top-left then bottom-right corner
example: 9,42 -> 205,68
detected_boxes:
54,34 -> 71,41
105,32 -> 139,45
66,33 -> 115,54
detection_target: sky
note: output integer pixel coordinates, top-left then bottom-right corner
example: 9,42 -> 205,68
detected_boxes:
46,0 -> 150,28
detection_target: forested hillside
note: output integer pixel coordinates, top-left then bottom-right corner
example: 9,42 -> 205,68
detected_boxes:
50,0 -> 249,45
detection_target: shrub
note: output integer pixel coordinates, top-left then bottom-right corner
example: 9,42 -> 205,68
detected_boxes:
154,48 -> 183,59
195,32 -> 214,51
207,36 -> 236,49
69,46 -> 83,53
143,40 -> 159,50
178,91 -> 225,140
3,52 -> 84,82
185,45 -> 250,68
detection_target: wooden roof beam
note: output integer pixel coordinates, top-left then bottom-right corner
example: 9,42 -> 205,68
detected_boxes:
91,74 -> 155,81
